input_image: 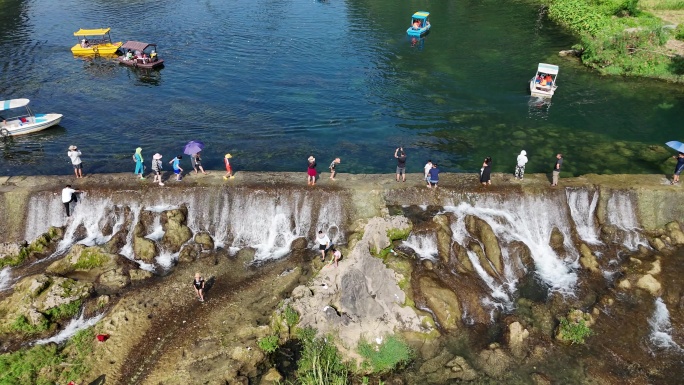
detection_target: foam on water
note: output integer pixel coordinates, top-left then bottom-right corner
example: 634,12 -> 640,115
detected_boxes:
34,312 -> 105,346
648,297 -> 683,352
403,233 -> 439,261
156,250 -> 179,270
566,188 -> 601,245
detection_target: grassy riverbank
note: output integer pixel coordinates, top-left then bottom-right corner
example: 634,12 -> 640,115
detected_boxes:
543,0 -> 684,81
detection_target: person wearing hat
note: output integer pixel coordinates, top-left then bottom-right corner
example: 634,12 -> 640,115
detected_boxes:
223,154 -> 234,180
152,153 -> 164,186
67,145 -> 83,178
133,147 -> 145,180
307,156 -> 317,186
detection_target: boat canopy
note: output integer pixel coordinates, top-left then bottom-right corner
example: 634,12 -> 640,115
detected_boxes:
412,11 -> 430,20
120,41 -> 155,52
537,63 -> 559,75
74,28 -> 111,36
0,99 -> 30,111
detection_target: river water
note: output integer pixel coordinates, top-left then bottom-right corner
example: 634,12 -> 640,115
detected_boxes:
0,0 -> 682,176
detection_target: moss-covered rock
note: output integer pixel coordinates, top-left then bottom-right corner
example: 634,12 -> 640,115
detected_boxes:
133,236 -> 157,262
579,244 -> 600,273
194,232 -> 214,251
465,215 -> 503,275
419,277 -> 461,330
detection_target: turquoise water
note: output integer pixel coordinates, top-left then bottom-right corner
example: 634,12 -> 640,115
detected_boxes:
0,0 -> 683,176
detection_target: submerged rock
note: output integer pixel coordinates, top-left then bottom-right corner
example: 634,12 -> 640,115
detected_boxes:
476,344 -> 512,379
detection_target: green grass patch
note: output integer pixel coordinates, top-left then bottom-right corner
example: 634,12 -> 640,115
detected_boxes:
44,300 -> 82,322
257,334 -> 279,353
284,305 -> 300,328
358,335 -> 413,374
295,327 -> 349,385
73,249 -> 108,270
0,327 -> 96,385
11,315 -> 49,335
558,317 -> 593,344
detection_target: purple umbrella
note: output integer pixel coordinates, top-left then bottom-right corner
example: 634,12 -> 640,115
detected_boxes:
183,140 -> 205,155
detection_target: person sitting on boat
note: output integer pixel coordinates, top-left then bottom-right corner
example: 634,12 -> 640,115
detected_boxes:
535,74 -> 542,84
80,38 -> 89,48
125,49 -> 134,61
413,20 -> 421,29
150,50 -> 157,61
544,74 -> 553,86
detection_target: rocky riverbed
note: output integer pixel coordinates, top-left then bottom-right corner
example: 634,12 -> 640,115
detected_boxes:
0,171 -> 683,384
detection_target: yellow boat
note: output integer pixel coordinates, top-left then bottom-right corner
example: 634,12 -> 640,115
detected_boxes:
70,28 -> 122,56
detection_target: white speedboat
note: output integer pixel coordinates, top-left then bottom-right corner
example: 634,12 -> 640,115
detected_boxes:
0,99 -> 63,137
529,63 -> 559,98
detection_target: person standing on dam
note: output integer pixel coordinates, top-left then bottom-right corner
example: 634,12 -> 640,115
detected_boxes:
551,153 -> 563,187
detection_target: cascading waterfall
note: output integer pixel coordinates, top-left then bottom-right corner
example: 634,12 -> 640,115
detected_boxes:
403,233 -> 439,261
566,188 -> 601,245
0,267 -> 11,291
648,297 -> 683,352
22,188 -> 345,266
605,192 -> 648,250
446,194 -> 579,300
33,311 -> 105,346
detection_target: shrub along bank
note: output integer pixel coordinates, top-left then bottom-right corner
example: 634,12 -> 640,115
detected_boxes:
543,0 -> 684,81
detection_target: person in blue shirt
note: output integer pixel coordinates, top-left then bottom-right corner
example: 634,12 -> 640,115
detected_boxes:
133,147 -> 145,180
169,155 -> 184,181
672,152 -> 684,185
428,162 -> 440,189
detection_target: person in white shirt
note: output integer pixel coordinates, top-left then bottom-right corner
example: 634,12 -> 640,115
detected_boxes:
316,230 -> 331,262
515,150 -> 528,180
424,159 -> 433,187
67,145 -> 83,178
62,184 -> 83,217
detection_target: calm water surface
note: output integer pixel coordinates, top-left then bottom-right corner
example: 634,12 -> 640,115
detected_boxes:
0,0 -> 683,176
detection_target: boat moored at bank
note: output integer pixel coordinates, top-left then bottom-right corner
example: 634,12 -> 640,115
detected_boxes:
529,63 -> 559,98
0,99 -> 63,137
407,11 -> 431,36
71,28 -> 122,56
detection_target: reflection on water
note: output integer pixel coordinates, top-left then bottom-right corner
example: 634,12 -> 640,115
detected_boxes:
0,0 -> 683,176
528,97 -> 552,119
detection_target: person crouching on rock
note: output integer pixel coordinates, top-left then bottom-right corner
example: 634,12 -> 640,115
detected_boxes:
193,272 -> 205,302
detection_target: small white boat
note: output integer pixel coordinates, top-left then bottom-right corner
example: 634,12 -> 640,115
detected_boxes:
529,63 -> 559,98
0,99 -> 63,137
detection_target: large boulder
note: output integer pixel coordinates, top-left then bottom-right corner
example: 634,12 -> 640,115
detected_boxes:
194,232 -> 215,251
364,216 -> 412,255
636,274 -> 662,296
417,349 -> 478,383
579,244 -> 600,273
664,221 -> 684,245
433,214 -> 453,263
476,344 -> 512,379
451,241 -> 473,273
33,276 -> 92,312
134,236 -> 157,262
419,277 -> 461,330
507,321 -> 530,358
465,216 -> 503,275
162,208 -> 193,253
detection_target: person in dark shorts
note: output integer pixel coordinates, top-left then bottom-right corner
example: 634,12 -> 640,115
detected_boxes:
316,230 -> 331,261
329,157 -> 340,180
428,162 -> 440,188
67,145 -> 83,178
61,184 -> 83,217
170,155 -> 183,181
552,153 -> 563,187
191,152 -> 208,175
152,153 -> 164,186
395,147 -> 406,182
193,272 -> 205,302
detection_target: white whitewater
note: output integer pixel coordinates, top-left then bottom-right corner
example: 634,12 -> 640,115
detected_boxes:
566,188 -> 601,245
34,312 -> 105,345
648,298 -> 683,352
0,267 -> 11,291
605,192 -> 648,250
403,233 -> 439,261
22,189 -> 344,265
446,194 -> 579,300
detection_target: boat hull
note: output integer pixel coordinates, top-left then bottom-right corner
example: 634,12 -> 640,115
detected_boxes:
71,42 -> 122,56
529,78 -> 557,98
407,25 -> 430,36
117,57 -> 165,69
0,114 -> 63,137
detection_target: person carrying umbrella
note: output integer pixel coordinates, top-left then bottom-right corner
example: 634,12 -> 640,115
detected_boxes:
183,140 -> 207,175
665,141 -> 684,185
